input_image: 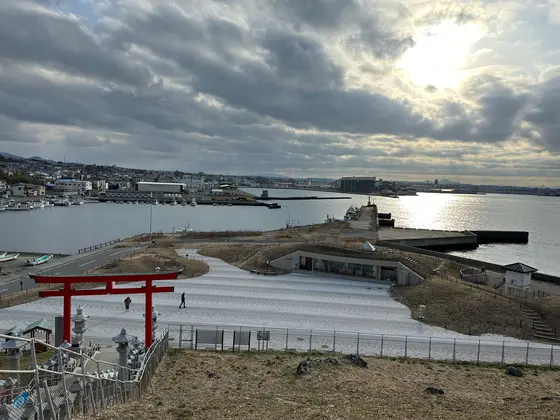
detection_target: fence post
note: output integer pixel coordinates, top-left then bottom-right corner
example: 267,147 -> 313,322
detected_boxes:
404,336 -> 408,358
179,325 -> 183,350
356,333 -> 360,356
428,337 -> 432,360
332,331 -> 336,353
477,340 -> 481,364
453,339 -> 456,362
501,341 -> 505,365
96,361 -> 105,409
56,351 -> 71,414
525,342 -> 530,366
285,329 -> 289,350
380,334 -> 384,357
42,380 -> 57,419
30,339 -> 45,420
550,345 -> 554,367
309,330 -> 313,352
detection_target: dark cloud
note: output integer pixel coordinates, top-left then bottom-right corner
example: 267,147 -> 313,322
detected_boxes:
0,0 -> 557,184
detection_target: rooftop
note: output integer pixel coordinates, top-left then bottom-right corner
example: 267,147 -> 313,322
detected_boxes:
501,262 -> 538,274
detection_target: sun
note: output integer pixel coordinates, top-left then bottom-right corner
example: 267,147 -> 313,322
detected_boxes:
396,19 -> 485,90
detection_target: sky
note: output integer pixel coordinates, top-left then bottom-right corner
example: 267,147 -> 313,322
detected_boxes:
0,1 -> 559,186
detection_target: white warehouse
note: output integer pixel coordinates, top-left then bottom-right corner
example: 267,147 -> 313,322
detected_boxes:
136,182 -> 185,194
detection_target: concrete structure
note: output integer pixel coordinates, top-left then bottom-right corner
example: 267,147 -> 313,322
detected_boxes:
10,183 -> 46,197
54,179 -> 92,193
339,176 -> 376,193
10,183 -> 27,197
502,262 -> 538,293
269,248 -> 423,286
136,181 -> 184,194
91,180 -> 108,191
377,227 -> 478,250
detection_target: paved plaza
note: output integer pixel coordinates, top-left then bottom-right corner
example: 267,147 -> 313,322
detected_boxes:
0,249 -> 558,365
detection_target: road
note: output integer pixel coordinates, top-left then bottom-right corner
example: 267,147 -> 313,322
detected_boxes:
0,246 -> 143,296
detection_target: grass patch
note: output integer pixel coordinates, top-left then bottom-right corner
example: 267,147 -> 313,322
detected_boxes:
390,276 -> 534,338
89,350 -> 560,420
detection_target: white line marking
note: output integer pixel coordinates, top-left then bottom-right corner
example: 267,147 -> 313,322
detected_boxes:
0,289 -> 7,293
54,272 -> 61,275
109,251 -> 124,257
78,260 -> 96,267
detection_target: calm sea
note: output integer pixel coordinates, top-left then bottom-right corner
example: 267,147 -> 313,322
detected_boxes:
0,188 -> 558,276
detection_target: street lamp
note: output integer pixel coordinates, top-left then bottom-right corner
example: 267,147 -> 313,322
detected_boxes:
149,192 -> 153,246
284,205 -> 291,229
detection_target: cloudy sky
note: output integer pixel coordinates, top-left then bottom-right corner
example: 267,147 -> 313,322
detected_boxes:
1,0 -> 559,186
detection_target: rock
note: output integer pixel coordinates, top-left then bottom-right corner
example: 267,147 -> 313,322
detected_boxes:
506,366 -> 523,377
541,396 -> 554,401
296,359 -> 313,375
343,354 -> 368,368
424,387 -> 444,395
206,371 -> 217,379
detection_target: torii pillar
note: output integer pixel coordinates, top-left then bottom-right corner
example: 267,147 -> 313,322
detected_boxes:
31,271 -> 181,347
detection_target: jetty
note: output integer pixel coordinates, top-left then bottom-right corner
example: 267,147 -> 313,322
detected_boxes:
257,190 -> 350,201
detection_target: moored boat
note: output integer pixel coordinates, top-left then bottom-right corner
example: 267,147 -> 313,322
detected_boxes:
0,253 -> 19,263
26,254 -> 54,266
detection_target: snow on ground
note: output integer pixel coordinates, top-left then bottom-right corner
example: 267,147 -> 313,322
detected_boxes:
1,249 -> 558,365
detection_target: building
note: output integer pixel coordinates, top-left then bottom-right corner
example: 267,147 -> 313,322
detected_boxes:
181,175 -> 205,191
339,177 -> 377,193
0,180 -> 7,192
54,179 -> 92,193
136,182 -> 185,194
91,180 -> 108,191
269,245 -> 423,286
502,262 -> 538,293
11,183 -> 27,197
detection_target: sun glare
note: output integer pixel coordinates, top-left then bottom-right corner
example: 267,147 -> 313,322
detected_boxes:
396,19 -> 485,90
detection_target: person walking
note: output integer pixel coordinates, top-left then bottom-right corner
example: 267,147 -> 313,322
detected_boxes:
179,292 -> 186,309
124,296 -> 132,311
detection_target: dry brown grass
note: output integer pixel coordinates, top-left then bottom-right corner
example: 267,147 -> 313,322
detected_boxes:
93,247 -> 208,279
90,350 -> 560,420
390,276 -> 534,338
527,296 -> 560,334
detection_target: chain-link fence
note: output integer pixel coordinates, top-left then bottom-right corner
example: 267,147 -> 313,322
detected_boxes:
175,324 -> 560,367
0,328 -> 169,420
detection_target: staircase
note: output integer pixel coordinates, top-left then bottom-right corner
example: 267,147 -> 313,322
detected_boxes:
494,279 -> 505,289
521,308 -> 560,342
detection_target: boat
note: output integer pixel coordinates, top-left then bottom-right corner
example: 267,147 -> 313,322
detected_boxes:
268,203 -> 281,209
190,198 -> 197,206
0,252 -> 6,258
0,253 -> 19,263
26,254 -> 54,266
8,204 -> 32,211
54,199 -> 70,207
170,200 -> 177,206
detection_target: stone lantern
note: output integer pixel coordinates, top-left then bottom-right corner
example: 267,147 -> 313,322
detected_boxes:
71,306 -> 88,350
1,339 -> 25,372
112,327 -> 136,380
143,305 -> 161,343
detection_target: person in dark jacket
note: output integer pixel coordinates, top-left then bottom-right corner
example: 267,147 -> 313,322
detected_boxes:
124,296 -> 132,311
179,292 -> 186,309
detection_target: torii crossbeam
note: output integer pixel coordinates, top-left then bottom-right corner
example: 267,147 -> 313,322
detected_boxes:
30,271 -> 181,347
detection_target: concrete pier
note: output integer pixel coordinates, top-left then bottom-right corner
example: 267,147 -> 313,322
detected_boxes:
378,227 -> 478,250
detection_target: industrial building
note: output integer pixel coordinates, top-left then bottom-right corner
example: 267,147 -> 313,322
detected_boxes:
136,182 -> 185,194
339,177 -> 377,193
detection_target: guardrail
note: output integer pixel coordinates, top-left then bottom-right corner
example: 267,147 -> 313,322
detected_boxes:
77,239 -> 121,254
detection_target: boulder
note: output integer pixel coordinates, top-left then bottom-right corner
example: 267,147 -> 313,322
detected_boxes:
424,387 -> 444,395
505,366 -> 523,377
343,354 -> 368,368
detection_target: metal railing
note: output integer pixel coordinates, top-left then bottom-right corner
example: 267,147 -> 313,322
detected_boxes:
77,239 -> 121,254
0,329 -> 169,419
174,324 -> 560,367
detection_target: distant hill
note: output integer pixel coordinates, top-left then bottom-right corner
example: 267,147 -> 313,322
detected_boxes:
0,152 -> 24,160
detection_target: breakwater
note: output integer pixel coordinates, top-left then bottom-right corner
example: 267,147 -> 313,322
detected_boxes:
470,230 -> 529,244
257,196 -> 351,201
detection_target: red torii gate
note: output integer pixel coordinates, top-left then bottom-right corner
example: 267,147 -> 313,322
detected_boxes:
30,271 -> 181,348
